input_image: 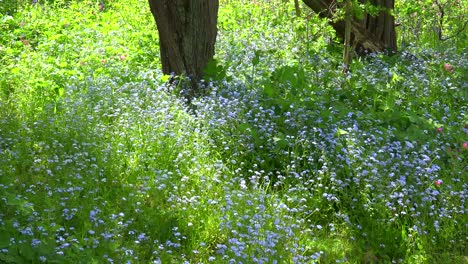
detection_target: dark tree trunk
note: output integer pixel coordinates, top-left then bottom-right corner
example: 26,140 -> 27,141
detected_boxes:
148,0 -> 219,97
302,0 -> 397,54
293,0 -> 301,17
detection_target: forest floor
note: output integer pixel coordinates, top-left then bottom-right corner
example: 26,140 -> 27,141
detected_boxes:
0,0 -> 467,263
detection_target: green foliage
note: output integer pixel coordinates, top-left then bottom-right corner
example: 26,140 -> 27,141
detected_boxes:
396,0 -> 467,50
0,0 -> 467,263
0,0 -> 26,15
204,59 -> 230,82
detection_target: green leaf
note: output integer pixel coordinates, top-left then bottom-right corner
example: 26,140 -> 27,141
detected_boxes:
252,50 -> 261,66
337,128 -> 349,135
57,60 -> 68,68
204,59 -> 227,80
160,74 -> 171,83
55,86 -> 64,97
262,83 -> 276,97
273,132 -> 289,148
10,67 -> 20,74
239,123 -> 251,133
204,59 -> 218,76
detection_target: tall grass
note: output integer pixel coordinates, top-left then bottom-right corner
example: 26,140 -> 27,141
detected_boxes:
0,0 -> 467,263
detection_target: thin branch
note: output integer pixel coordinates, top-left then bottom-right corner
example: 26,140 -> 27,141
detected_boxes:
434,0 -> 445,40
440,19 -> 468,41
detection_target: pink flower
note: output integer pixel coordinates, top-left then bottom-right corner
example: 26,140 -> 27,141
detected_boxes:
444,63 -> 454,73
463,142 -> 468,149
435,180 -> 442,186
437,127 -> 443,132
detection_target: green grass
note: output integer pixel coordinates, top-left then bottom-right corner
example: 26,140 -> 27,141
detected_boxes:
0,0 -> 467,263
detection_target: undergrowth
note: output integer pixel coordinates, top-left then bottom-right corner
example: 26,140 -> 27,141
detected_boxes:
0,0 -> 467,263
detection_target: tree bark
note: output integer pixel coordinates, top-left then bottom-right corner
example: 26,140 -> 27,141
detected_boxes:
148,0 -> 219,97
343,0 -> 352,72
302,0 -> 397,54
294,0 -> 301,17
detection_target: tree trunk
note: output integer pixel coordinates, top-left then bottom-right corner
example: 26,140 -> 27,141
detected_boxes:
343,0 -> 352,72
302,0 -> 397,54
294,0 -> 301,17
148,0 -> 219,97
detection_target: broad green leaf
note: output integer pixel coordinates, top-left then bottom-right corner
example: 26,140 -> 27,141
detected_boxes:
204,59 -> 218,76
337,128 -> 349,135
160,74 -> 171,82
